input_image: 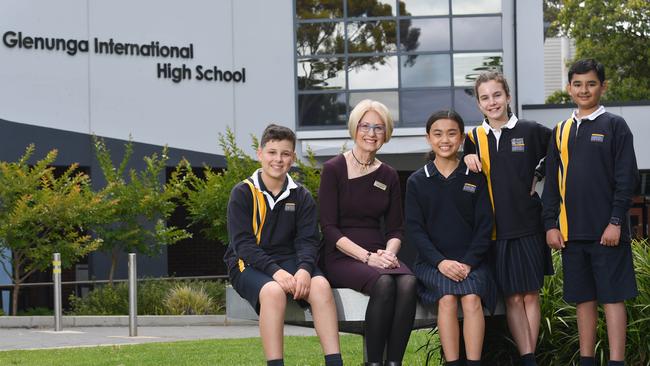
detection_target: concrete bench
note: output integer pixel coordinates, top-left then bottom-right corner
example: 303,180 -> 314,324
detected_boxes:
226,286 -> 504,335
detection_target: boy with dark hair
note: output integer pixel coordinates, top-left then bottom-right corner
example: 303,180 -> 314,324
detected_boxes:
224,124 -> 343,366
543,59 -> 639,366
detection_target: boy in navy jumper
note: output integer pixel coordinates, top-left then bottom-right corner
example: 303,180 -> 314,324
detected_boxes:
543,59 -> 639,366
224,124 -> 342,366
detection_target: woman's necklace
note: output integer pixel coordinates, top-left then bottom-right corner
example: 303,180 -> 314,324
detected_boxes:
350,149 -> 375,173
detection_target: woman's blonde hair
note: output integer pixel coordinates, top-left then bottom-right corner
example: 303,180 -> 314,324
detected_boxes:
348,99 -> 394,142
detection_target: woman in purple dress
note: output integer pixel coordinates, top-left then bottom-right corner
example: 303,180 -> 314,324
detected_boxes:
319,99 -> 417,366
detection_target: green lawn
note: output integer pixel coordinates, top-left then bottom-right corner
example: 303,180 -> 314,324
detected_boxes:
0,331 -> 441,366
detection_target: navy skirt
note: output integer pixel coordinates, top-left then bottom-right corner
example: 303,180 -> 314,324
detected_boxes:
494,233 -> 554,296
415,261 -> 497,314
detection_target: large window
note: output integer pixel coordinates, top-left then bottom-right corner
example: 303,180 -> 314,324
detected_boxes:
295,0 -> 503,128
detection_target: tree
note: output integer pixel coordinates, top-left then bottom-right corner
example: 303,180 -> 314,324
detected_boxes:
181,128 -> 322,244
0,146 -> 103,314
180,128 -> 260,244
555,0 -> 650,101
92,138 -> 190,283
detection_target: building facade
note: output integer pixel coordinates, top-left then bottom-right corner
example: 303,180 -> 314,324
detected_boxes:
1,0 -> 647,313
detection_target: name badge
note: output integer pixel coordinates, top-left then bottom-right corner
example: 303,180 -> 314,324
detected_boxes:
373,180 -> 387,191
591,133 -> 605,142
463,183 -> 477,193
511,137 -> 525,152
284,203 -> 296,212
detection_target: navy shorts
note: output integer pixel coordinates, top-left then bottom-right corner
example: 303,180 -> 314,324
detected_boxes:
230,257 -> 325,314
561,240 -> 637,304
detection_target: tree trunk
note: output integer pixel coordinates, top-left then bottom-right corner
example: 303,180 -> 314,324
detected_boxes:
11,282 -> 21,316
108,247 -> 118,285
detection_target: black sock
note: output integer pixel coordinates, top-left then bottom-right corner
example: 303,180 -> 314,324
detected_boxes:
445,360 -> 460,366
580,356 -> 595,366
267,359 -> 284,366
466,360 -> 481,366
324,353 -> 343,366
521,353 -> 537,366
608,361 -> 624,366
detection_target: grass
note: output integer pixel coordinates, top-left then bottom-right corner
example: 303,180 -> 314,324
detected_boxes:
0,331 -> 441,366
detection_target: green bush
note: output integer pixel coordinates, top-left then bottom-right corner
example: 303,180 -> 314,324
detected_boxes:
164,285 -> 215,315
68,279 -> 226,315
536,239 -> 650,365
17,307 -> 53,316
421,239 -> 650,365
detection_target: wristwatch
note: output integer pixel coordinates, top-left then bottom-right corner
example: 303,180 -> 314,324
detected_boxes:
609,217 -> 622,226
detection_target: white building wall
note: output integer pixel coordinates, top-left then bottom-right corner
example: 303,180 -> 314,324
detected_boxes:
543,37 -> 576,99
0,0 -> 295,157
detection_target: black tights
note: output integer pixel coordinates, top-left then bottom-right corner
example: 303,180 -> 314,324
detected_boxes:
364,274 -> 417,362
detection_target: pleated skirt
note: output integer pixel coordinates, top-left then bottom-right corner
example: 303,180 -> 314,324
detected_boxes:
494,233 -> 554,296
415,261 -> 497,314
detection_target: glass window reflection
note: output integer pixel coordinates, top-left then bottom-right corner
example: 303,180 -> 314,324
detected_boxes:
297,58 -> 346,91
400,54 -> 451,88
452,17 -> 501,51
347,20 -> 397,53
347,0 -> 396,17
454,88 -> 484,125
452,0 -> 501,15
297,22 -> 345,56
400,0 -> 448,16
349,91 -> 399,122
348,56 -> 398,89
298,93 -> 348,126
296,0 -> 344,19
400,18 -> 449,52
400,89 -> 452,125
453,52 -> 502,86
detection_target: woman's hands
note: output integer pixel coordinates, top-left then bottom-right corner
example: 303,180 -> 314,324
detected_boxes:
366,249 -> 400,269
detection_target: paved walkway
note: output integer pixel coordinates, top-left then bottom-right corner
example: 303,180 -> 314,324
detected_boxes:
0,323 -> 318,351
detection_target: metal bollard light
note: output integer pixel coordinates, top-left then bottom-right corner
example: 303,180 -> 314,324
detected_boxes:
128,253 -> 137,337
53,253 -> 62,332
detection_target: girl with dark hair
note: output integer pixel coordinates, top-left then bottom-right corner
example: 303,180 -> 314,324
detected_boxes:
405,110 -> 496,366
464,72 -> 553,365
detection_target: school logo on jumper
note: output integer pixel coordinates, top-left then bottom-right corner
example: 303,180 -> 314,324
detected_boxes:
590,133 -> 605,142
463,183 -> 477,193
284,203 -> 296,212
373,180 -> 387,191
511,138 -> 525,152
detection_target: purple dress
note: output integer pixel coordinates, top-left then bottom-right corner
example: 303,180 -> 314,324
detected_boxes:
319,154 -> 413,294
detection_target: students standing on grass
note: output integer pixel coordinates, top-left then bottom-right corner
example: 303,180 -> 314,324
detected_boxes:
320,99 -> 416,366
543,59 -> 639,366
223,124 -> 343,366
463,71 -> 553,365
406,110 -> 496,366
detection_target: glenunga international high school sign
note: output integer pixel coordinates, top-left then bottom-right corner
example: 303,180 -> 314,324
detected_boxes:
2,30 -> 246,84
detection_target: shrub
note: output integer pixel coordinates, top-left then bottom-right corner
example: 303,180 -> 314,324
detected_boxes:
536,239 -> 650,365
164,285 -> 214,315
68,279 -> 226,315
17,307 -> 53,316
420,239 -> 650,365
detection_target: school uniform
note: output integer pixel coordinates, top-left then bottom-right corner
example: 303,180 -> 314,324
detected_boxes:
405,161 -> 497,313
223,169 -> 322,312
542,106 -> 639,304
464,115 -> 553,296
